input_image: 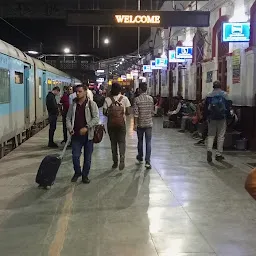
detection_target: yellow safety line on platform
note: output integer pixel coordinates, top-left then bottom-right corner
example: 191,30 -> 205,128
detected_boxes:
48,185 -> 75,256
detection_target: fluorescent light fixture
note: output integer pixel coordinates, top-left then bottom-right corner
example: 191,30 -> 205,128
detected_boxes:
64,48 -> 70,53
28,50 -> 39,55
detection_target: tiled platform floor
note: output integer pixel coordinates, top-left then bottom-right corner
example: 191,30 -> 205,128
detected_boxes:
0,115 -> 255,256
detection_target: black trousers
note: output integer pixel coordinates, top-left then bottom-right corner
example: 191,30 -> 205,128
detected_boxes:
108,125 -> 126,164
62,112 -> 68,142
202,121 -> 208,141
48,115 -> 57,144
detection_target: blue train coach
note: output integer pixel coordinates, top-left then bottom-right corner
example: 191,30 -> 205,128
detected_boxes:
0,39 -> 80,156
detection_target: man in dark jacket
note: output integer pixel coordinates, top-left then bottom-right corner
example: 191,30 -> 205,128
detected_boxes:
60,85 -> 73,143
46,86 -> 60,148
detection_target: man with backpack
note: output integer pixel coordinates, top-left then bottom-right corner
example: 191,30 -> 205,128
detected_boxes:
204,80 -> 231,162
133,82 -> 154,169
103,83 -> 131,170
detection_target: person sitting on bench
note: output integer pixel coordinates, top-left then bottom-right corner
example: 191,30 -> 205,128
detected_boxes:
167,96 -> 183,123
178,101 -> 197,133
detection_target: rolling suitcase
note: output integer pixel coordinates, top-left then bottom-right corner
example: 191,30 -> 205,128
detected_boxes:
36,137 -> 71,189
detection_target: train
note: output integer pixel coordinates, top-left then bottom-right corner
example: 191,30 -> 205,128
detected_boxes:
0,39 -> 80,156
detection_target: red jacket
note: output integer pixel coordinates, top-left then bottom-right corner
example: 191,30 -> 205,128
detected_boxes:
60,93 -> 70,114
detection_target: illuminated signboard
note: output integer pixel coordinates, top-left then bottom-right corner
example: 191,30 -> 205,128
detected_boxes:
155,58 -> 168,67
176,46 -> 193,59
96,78 -> 104,83
143,65 -> 152,73
67,10 -> 210,28
150,60 -> 155,69
222,22 -> 250,42
168,50 -> 186,63
150,60 -> 161,70
115,15 -> 160,24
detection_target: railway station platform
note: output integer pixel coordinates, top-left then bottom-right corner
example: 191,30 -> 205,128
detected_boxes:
0,116 -> 256,256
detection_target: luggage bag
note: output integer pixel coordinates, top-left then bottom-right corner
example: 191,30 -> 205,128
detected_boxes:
35,137 -> 71,189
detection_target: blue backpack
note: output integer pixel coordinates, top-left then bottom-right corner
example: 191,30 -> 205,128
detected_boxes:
209,92 -> 226,120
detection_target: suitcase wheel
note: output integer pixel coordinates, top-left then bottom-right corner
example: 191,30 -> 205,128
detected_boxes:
38,184 -> 49,190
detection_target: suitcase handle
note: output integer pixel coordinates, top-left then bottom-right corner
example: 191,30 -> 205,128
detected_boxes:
59,135 -> 71,160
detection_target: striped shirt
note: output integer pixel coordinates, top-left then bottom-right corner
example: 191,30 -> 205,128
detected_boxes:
134,93 -> 154,128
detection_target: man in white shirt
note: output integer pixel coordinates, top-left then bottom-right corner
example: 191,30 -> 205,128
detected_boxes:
103,83 -> 131,170
69,83 -> 93,105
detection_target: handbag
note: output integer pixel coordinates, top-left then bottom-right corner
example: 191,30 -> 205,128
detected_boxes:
89,100 -> 106,143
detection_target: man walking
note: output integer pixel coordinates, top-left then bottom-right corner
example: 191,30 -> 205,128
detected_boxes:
66,84 -> 99,184
103,83 -> 131,170
133,82 -> 154,169
46,86 -> 60,148
204,80 -> 231,162
60,85 -> 73,143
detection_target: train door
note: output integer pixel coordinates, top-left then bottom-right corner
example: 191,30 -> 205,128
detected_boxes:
42,72 -> 46,113
24,66 -> 30,126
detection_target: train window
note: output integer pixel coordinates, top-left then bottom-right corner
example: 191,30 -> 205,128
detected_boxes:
15,71 -> 23,84
47,79 -> 52,91
0,68 -> 10,104
38,77 -> 42,99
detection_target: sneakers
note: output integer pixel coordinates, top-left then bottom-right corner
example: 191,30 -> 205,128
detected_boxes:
71,174 -> 90,184
145,162 -> 152,170
136,156 -> 143,165
82,176 -> 91,184
71,174 -> 81,183
112,162 -> 118,169
207,151 -> 212,163
195,140 -> 205,146
119,161 -> 125,171
119,156 -> 125,170
207,151 -> 225,162
215,155 -> 225,161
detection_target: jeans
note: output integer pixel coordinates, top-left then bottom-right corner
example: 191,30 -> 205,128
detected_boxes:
207,119 -> 226,156
137,127 -> 152,163
181,116 -> 192,130
72,135 -> 94,177
108,125 -> 126,163
48,115 -> 57,144
62,112 -> 68,142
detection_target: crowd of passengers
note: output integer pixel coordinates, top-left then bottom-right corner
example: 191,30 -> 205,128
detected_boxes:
152,80 -> 239,162
46,79 -> 237,180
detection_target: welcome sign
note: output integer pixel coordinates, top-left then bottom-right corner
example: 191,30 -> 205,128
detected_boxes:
115,15 -> 160,24
67,10 -> 210,28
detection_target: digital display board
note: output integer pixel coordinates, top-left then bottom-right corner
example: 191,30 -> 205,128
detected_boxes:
67,10 -> 210,28
143,65 -> 152,73
168,50 -> 186,63
176,46 -> 193,59
222,22 -> 250,42
155,58 -> 168,68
